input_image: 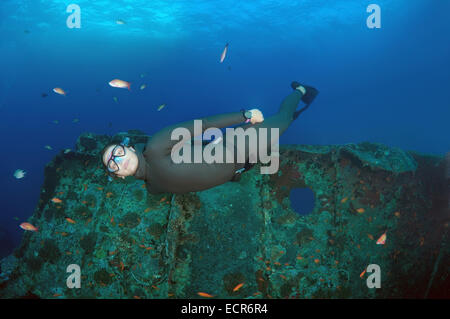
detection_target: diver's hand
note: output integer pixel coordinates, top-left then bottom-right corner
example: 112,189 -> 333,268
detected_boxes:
248,108 -> 264,124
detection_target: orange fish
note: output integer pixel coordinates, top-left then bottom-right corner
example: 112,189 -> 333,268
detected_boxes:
120,261 -> 125,271
110,216 -> 114,224
360,269 -> 366,278
65,217 -> 76,224
106,192 -> 113,198
233,283 -> 244,292
53,88 -> 66,96
144,207 -> 151,213
109,79 -> 131,90
367,234 -> 374,240
19,222 -> 38,232
394,211 -> 401,217
356,208 -> 365,213
340,197 -> 348,203
51,197 -> 62,203
133,296 -> 141,299
220,43 -> 229,63
376,231 -> 387,245
53,293 -> 62,297
97,187 -> 104,191
197,292 -> 214,298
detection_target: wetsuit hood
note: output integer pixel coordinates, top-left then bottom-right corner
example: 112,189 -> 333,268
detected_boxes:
133,149 -> 148,181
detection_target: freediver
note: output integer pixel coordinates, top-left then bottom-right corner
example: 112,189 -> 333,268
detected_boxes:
101,82 -> 318,194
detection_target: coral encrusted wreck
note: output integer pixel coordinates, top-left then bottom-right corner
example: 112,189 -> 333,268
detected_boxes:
0,131 -> 448,298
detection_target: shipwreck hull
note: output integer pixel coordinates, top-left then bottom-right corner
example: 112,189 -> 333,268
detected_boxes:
1,132 -> 448,298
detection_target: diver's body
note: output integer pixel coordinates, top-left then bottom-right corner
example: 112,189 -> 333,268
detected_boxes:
102,81 -> 318,194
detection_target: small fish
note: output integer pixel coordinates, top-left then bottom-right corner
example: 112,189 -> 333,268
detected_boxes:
51,197 -> 62,203
13,216 -> 19,221
116,19 -> 126,25
52,120 -> 59,124
72,118 -> 79,123
53,293 -> 62,297
113,96 -> 118,103
20,222 -> 38,232
109,79 -> 131,90
24,30 -> 30,34
340,197 -> 348,203
367,234 -> 374,240
144,207 -> 150,213
376,231 -> 387,245
314,259 -> 320,264
157,103 -> 166,111
220,43 -> 229,63
41,93 -> 48,98
140,84 -> 146,90
233,283 -> 244,292
360,269 -> 366,278
106,192 -> 113,197
53,88 -> 67,96
197,292 -> 214,298
394,211 -> 401,217
65,217 -> 76,224
356,208 -> 365,213
44,145 -> 53,150
64,149 -> 71,154
13,169 -> 26,179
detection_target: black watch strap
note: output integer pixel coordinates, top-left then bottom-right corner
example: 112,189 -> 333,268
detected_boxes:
241,109 -> 252,120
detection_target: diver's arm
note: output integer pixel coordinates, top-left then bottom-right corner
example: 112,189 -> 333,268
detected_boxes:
145,111 -> 246,156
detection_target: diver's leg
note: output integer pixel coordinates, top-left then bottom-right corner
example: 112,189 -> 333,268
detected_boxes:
228,87 -> 304,168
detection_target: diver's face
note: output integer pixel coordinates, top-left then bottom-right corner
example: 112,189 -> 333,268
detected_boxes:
103,145 -> 139,179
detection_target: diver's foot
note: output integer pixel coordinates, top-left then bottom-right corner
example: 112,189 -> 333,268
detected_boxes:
291,81 -> 319,106
291,81 -> 306,94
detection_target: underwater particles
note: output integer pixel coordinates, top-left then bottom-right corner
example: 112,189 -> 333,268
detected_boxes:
109,79 -> 131,90
157,103 -> 166,111
13,169 -> 26,179
220,43 -> 229,63
116,19 -> 126,25
53,88 -> 67,96
19,222 -> 38,232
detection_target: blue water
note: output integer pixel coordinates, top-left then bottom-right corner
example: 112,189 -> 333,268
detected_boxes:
0,0 -> 449,258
